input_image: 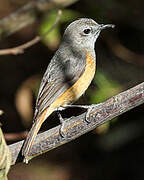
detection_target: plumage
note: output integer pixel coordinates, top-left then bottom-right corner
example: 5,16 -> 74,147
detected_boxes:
22,18 -> 114,163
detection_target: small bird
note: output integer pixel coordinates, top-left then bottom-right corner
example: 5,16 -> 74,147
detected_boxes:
22,18 -> 114,163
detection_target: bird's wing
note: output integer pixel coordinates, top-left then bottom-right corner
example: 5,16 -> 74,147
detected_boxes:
34,54 -> 86,121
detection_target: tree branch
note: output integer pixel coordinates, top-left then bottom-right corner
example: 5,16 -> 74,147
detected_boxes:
0,10 -> 62,55
0,0 -> 79,39
8,82 -> 144,165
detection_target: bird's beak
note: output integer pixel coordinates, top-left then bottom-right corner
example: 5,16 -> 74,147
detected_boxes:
99,24 -> 115,30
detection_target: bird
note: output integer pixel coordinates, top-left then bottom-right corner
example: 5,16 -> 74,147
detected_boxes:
22,18 -> 114,163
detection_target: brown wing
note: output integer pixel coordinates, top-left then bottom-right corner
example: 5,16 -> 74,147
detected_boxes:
34,52 -> 86,121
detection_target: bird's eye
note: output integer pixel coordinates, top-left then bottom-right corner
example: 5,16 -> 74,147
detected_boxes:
83,28 -> 91,34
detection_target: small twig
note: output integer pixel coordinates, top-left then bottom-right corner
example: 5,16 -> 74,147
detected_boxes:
8,82 -> 144,165
0,10 -> 62,55
0,0 -> 78,39
41,10 -> 62,39
0,36 -> 40,55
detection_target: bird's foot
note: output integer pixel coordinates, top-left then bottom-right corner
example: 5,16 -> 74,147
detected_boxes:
57,111 -> 65,138
57,103 -> 102,135
61,104 -> 103,123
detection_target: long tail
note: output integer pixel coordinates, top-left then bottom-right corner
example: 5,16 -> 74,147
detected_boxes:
22,118 -> 43,163
22,109 -> 48,163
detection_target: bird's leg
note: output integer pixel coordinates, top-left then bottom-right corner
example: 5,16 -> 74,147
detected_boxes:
58,104 -> 103,123
57,111 -> 65,138
84,104 -> 102,123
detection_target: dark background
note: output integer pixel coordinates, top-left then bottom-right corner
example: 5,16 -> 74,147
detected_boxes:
0,0 -> 144,179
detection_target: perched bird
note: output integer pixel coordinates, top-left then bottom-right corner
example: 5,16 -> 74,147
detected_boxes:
22,18 -> 114,163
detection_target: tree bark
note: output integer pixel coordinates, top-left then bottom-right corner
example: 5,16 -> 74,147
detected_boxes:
8,82 -> 144,165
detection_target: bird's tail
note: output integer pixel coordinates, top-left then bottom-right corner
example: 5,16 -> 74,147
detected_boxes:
22,117 -> 44,163
22,108 -> 49,163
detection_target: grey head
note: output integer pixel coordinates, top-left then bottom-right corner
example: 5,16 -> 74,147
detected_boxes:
62,18 -> 114,50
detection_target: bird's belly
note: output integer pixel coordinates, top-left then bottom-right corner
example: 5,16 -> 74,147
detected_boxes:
50,52 -> 96,108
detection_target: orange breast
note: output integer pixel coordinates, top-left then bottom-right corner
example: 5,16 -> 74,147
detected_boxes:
43,51 -> 96,120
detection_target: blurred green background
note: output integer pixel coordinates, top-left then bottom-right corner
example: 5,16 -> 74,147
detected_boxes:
0,0 -> 144,179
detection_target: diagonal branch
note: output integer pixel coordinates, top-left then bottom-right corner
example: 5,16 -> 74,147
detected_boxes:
0,10 -> 62,55
8,82 -> 144,165
0,0 -> 79,39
